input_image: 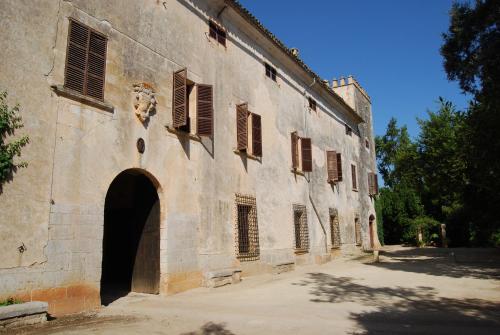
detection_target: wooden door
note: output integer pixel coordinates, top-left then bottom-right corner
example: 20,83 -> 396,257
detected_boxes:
369,221 -> 374,249
132,198 -> 160,294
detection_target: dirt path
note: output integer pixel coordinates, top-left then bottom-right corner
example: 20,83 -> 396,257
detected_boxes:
11,246 -> 500,334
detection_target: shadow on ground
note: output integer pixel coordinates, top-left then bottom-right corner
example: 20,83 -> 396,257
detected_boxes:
181,322 -> 235,335
293,247 -> 500,334
369,247 -> 500,280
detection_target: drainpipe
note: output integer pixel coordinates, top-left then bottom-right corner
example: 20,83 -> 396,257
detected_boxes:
304,77 -> 328,254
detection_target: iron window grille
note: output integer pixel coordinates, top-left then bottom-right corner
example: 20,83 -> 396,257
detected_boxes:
235,194 -> 260,260
355,218 -> 362,246
293,204 -> 309,252
329,208 -> 341,249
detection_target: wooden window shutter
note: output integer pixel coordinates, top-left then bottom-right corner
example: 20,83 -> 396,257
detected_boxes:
86,31 -> 107,100
65,20 -> 107,100
374,173 -> 379,195
172,68 -> 188,128
351,165 -> 357,189
368,172 -> 374,195
196,84 -> 213,136
301,138 -> 312,172
336,153 -> 343,181
65,20 -> 89,95
252,113 -> 262,157
291,132 -> 299,169
326,151 -> 338,183
236,103 -> 248,151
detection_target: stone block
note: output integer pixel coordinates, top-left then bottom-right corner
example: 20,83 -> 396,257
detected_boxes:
203,268 -> 242,288
48,224 -> 74,240
272,262 -> 295,274
0,301 -> 48,329
31,287 -> 67,303
0,301 -> 47,320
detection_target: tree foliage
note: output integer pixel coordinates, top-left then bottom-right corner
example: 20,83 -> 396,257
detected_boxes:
441,0 -> 500,246
376,99 -> 464,245
0,91 -> 29,186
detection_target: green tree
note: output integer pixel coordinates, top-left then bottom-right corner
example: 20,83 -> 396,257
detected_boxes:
0,91 -> 29,187
375,118 -> 420,190
417,98 -> 467,245
376,119 -> 424,244
441,0 -> 500,245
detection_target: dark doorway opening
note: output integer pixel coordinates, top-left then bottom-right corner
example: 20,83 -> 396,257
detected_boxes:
369,215 -> 375,249
100,170 -> 160,305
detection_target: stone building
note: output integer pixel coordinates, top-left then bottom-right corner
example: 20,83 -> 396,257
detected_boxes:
0,0 -> 380,315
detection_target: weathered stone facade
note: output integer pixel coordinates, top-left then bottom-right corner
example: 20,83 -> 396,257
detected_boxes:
0,0 -> 379,315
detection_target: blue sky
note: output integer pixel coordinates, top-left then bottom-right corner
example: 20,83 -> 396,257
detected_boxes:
238,0 -> 470,138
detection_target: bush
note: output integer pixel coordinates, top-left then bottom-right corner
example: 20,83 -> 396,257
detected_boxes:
0,90 -> 29,185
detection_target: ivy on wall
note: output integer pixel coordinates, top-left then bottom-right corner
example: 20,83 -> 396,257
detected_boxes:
0,91 -> 29,186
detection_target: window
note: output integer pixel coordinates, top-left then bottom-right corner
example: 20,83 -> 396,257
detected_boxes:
293,204 -> 309,252
368,172 -> 379,196
172,68 -> 213,137
326,151 -> 339,183
336,153 -> 343,181
365,138 -> 370,149
355,217 -> 361,245
308,97 -> 317,111
64,19 -> 107,101
291,132 -> 312,172
235,194 -> 260,260
265,63 -> 277,81
345,124 -> 353,136
351,164 -> 357,190
236,103 -> 262,157
330,209 -> 341,248
208,20 -> 227,47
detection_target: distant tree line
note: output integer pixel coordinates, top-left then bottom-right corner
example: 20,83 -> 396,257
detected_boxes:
376,0 -> 499,247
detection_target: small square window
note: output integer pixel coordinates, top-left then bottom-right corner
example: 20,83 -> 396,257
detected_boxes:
351,164 -> 358,190
265,63 -> 277,82
208,20 -> 226,47
345,124 -> 353,136
308,97 -> 317,111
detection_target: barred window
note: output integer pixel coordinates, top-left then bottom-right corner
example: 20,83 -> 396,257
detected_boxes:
355,217 -> 362,246
235,194 -> 260,260
330,209 -> 341,248
293,204 -> 309,252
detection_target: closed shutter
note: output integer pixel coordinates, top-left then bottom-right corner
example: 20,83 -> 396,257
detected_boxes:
86,31 -> 107,100
326,151 -> 338,183
301,138 -> 312,172
236,103 -> 248,151
252,113 -> 262,157
172,68 -> 188,128
336,153 -> 343,181
351,165 -> 357,189
196,84 -> 213,136
374,173 -> 379,195
65,20 -> 107,100
65,20 -> 89,94
368,172 -> 374,195
218,29 -> 227,46
291,132 -> 299,169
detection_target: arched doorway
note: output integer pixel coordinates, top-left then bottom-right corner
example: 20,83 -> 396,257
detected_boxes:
369,215 -> 375,249
100,169 -> 160,305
